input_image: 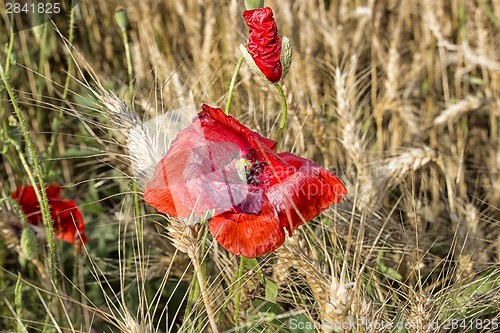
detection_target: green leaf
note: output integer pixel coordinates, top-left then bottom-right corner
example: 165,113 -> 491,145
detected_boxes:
437,268 -> 500,320
265,278 -> 278,303
59,148 -> 100,158
244,258 -> 260,271
244,257 -> 265,284
376,250 -> 402,281
392,307 -> 407,333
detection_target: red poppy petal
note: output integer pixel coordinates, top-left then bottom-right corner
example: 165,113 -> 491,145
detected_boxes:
279,152 -> 348,203
164,105 -> 276,164
50,199 -> 84,225
147,140 -> 266,217
266,152 -> 347,235
45,185 -> 62,200
11,186 -> 38,206
11,185 -> 88,251
209,197 -> 284,258
144,157 -> 193,218
49,199 -> 87,246
78,232 -> 88,245
11,186 -> 43,225
198,105 -> 276,151
56,228 -> 78,244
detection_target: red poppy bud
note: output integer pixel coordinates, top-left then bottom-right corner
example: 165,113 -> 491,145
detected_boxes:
243,7 -> 282,83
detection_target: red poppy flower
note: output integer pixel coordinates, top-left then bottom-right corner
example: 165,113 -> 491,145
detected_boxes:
11,185 -> 88,251
144,105 -> 347,258
243,7 -> 282,83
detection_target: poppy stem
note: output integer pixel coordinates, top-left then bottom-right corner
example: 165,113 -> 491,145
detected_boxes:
0,60 -> 57,333
274,83 -> 287,150
15,273 -> 25,333
225,56 -> 245,115
234,255 -> 245,331
191,254 -> 220,333
216,269 -> 238,324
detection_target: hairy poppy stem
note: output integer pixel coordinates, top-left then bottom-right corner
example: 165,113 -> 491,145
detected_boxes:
216,271 -> 238,324
225,56 -> 245,115
234,255 -> 245,331
0,60 -> 57,333
274,83 -> 287,150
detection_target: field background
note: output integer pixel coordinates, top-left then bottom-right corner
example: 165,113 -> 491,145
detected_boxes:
1,0 -> 500,332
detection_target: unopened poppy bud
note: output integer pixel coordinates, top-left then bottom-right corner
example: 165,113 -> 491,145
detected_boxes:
244,0 -> 264,10
115,9 -> 129,31
20,227 -> 38,260
280,36 -> 292,80
243,7 -> 283,83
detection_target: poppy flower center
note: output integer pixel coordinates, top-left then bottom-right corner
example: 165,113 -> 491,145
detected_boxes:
225,148 -> 268,187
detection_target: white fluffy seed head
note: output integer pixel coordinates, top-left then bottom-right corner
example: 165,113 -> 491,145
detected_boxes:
99,92 -> 197,188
